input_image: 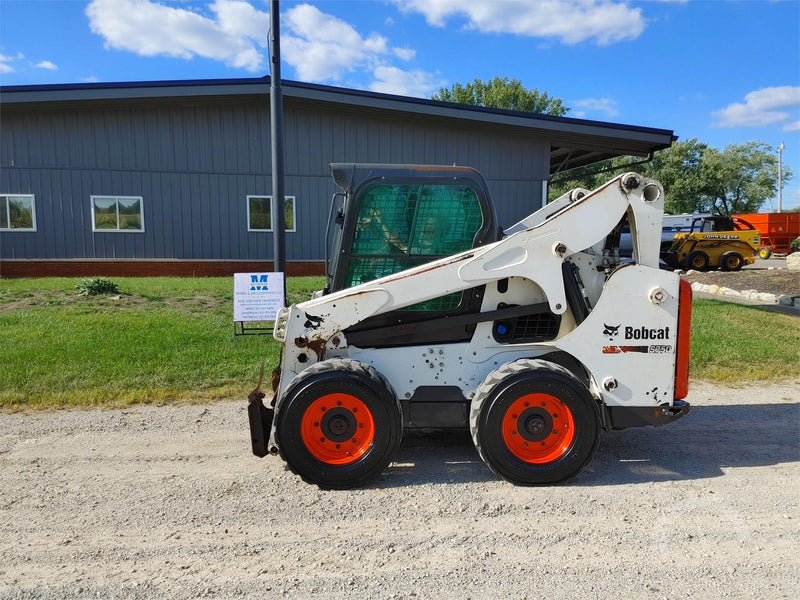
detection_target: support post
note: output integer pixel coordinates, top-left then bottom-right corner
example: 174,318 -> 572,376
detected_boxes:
270,0 -> 287,305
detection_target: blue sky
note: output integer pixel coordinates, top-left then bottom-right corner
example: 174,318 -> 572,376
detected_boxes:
2,0 -> 799,210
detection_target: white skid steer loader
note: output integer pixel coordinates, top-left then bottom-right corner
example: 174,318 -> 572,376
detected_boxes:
248,164 -> 692,488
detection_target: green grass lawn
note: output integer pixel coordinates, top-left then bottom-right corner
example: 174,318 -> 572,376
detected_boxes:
689,299 -> 799,383
1,277 -> 797,410
0,277 -> 321,410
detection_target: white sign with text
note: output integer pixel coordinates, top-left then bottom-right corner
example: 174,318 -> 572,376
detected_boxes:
233,272 -> 285,322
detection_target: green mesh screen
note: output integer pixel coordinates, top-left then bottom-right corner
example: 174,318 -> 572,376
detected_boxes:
346,183 -> 484,311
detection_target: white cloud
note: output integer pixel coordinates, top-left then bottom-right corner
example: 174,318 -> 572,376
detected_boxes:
571,97 -> 620,118
281,3 -> 438,97
370,66 -> 443,97
35,61 -> 58,71
391,0 -> 645,45
392,47 -> 416,61
84,1 -> 439,97
0,52 -> 24,74
281,3 -> 388,81
86,0 -> 269,72
784,120 -> 800,132
711,86 -> 800,128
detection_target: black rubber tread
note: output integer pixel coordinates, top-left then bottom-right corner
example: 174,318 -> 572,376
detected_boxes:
276,358 -> 402,490
685,250 -> 710,271
719,251 -> 744,271
469,358 -> 600,485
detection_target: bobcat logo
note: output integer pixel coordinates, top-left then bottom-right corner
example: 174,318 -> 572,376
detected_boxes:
603,324 -> 621,340
304,312 -> 324,330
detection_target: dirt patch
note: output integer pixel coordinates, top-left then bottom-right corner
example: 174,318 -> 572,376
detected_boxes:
0,292 -> 228,315
161,294 -> 229,314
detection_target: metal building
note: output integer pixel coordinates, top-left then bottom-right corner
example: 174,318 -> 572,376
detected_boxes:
0,78 -> 674,277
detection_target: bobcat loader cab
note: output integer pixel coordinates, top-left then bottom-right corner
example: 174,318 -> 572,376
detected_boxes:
248,164 -> 692,489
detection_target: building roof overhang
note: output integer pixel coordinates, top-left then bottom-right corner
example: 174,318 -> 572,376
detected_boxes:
0,77 -> 676,176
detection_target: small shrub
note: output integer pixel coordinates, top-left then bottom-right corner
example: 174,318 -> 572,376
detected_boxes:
75,277 -> 120,296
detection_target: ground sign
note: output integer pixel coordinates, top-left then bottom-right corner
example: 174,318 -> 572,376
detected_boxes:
233,272 -> 285,335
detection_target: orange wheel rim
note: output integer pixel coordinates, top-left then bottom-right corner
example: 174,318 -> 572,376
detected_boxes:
501,393 -> 575,464
300,393 -> 375,465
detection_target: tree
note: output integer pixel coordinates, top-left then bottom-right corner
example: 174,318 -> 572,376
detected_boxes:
697,142 -> 789,215
432,77 -> 569,116
548,155 -> 645,201
548,138 -> 792,215
645,140 -> 792,215
639,139 -> 708,214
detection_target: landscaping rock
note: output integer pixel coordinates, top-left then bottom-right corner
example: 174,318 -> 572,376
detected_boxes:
682,267 -> 799,300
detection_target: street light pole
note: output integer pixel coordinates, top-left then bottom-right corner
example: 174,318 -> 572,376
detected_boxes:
778,141 -> 785,213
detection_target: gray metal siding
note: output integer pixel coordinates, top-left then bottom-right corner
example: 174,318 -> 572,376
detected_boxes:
0,97 -> 549,261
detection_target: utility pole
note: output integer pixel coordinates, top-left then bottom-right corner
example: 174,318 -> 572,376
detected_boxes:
269,0 -> 287,304
777,141 -> 785,213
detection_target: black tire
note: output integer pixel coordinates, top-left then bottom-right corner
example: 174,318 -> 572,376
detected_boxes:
720,251 -> 744,271
469,359 -> 600,485
275,358 -> 402,489
685,250 -> 710,271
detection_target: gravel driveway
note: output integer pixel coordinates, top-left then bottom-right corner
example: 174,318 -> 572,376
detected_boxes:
1,380 -> 798,600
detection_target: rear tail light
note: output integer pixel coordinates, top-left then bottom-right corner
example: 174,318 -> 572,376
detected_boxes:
674,278 -> 692,400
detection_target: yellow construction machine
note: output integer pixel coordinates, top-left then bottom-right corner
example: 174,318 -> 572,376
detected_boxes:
664,216 -> 760,271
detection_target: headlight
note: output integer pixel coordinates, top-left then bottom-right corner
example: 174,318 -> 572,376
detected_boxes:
273,307 -> 290,342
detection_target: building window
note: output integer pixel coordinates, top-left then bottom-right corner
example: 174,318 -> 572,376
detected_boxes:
0,195 -> 36,231
91,196 -> 144,232
247,196 -> 296,232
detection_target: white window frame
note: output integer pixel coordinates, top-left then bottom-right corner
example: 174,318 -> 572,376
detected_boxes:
247,195 -> 296,232
91,195 -> 145,233
0,194 -> 37,231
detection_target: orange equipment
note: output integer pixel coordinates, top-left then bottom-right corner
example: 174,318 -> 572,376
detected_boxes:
733,213 -> 800,258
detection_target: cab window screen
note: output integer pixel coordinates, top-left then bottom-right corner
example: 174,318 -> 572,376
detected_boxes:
346,183 -> 484,310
